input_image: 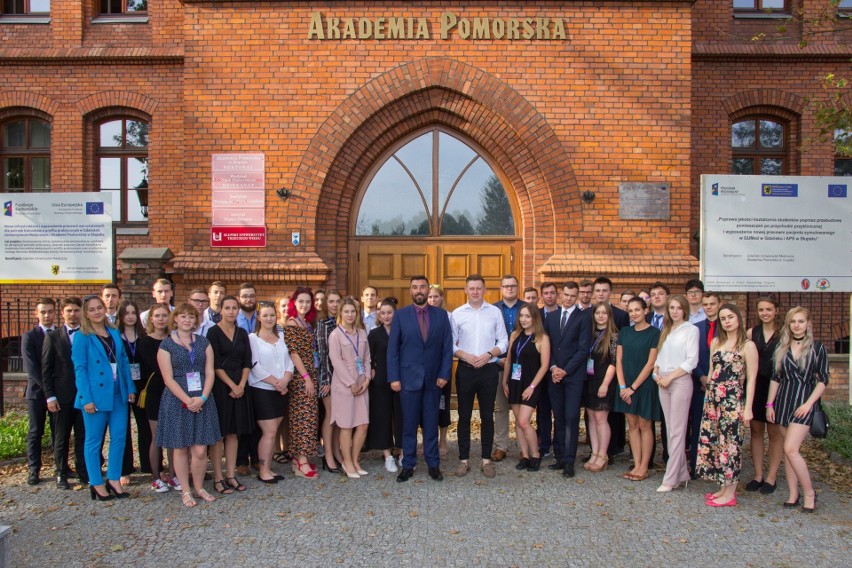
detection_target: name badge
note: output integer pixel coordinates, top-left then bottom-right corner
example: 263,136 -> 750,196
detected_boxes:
439,395 -> 446,411
110,362 -> 118,381
511,363 -> 522,381
356,357 -> 366,375
186,371 -> 202,392
129,363 -> 141,382
586,358 -> 595,376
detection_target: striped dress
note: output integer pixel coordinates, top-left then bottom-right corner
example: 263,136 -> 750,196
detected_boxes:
773,342 -> 830,428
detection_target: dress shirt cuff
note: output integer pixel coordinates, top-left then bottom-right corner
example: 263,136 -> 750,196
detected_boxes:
46,396 -> 57,403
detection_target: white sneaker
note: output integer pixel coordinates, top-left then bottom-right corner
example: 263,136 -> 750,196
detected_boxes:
384,456 -> 398,473
167,477 -> 182,491
151,479 -> 169,493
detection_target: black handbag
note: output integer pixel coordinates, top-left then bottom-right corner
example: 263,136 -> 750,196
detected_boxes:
810,400 -> 829,439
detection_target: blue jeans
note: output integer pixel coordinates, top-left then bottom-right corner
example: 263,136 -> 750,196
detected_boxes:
82,389 -> 128,486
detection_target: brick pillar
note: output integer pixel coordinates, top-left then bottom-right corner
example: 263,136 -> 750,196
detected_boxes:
117,247 -> 174,310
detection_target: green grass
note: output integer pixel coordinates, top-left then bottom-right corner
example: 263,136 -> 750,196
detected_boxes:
820,402 -> 852,461
0,408 -> 52,461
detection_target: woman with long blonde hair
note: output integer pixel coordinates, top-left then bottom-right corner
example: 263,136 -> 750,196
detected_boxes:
696,304 -> 757,507
766,307 -> 829,513
501,303 -> 550,472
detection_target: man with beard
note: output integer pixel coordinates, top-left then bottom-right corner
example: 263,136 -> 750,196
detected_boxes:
388,276 -> 453,482
235,282 -> 259,474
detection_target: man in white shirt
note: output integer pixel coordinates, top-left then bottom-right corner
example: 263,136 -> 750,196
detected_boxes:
451,274 -> 508,479
203,281 -> 227,324
100,283 -> 121,325
188,289 -> 216,336
361,285 -> 379,330
140,278 -> 174,327
576,279 -> 594,311
684,279 -> 707,324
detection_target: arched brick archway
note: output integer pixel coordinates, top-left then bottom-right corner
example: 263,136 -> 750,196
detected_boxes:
292,58 -> 580,288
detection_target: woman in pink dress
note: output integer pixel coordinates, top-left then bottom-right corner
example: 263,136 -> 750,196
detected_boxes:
328,297 -> 371,479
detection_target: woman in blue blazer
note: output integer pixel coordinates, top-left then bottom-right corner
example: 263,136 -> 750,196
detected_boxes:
73,295 -> 136,501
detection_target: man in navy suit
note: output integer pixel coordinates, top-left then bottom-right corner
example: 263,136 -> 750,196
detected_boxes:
43,297 -> 86,489
387,276 -> 454,482
546,282 -> 592,477
537,282 -> 561,459
688,292 -> 720,477
21,297 -> 57,485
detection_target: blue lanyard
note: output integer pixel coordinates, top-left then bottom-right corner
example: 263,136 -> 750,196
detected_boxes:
515,333 -> 533,360
338,326 -> 360,357
97,334 -> 116,364
121,331 -> 137,361
174,333 -> 196,366
590,330 -> 604,355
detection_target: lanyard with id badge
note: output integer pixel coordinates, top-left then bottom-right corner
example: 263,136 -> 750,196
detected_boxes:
511,334 -> 534,381
339,327 -> 365,375
587,331 -> 604,376
122,333 -> 142,382
182,336 -> 203,393
98,335 -> 118,382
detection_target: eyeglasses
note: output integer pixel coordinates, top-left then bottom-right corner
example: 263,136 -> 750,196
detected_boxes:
189,298 -> 210,304
686,289 -> 703,296
501,284 -> 518,289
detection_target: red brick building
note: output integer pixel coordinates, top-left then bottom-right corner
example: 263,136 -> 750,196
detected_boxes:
0,1 -> 849,358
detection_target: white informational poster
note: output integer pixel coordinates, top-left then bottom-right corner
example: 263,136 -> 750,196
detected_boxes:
0,193 -> 113,284
700,175 -> 851,292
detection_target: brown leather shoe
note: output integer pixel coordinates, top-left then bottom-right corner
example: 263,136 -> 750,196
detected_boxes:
236,465 -> 249,476
481,461 -> 497,478
491,449 -> 507,462
454,461 -> 470,477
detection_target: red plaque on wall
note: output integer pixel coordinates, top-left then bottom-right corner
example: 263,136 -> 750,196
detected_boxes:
210,226 -> 267,247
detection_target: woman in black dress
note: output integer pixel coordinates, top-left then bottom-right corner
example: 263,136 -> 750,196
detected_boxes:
501,304 -> 550,472
139,303 -> 180,493
207,296 -> 254,492
766,307 -> 829,513
367,298 -> 402,473
745,295 -> 782,494
583,302 -> 619,473
117,299 -> 151,484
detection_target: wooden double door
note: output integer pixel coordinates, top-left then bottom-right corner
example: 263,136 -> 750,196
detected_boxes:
352,240 -> 518,310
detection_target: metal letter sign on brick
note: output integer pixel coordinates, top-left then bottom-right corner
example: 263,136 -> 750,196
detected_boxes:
0,192 -> 114,283
700,175 -> 852,292
211,153 -> 266,247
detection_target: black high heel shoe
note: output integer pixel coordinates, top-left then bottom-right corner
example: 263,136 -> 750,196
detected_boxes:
106,480 -> 130,499
90,485 -> 115,501
322,460 -> 341,474
802,493 -> 818,513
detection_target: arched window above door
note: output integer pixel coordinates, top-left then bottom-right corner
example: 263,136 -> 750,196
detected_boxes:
355,128 -> 515,237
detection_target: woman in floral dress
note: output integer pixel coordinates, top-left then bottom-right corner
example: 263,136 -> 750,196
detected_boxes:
696,304 -> 757,508
284,287 -> 320,479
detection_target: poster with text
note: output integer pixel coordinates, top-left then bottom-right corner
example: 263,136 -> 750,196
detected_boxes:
1,193 -> 113,284
700,175 -> 851,292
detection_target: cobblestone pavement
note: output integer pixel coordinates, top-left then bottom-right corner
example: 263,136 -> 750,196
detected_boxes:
1,439 -> 850,568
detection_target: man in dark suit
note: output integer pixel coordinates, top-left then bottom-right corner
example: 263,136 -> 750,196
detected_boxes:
688,292 -> 720,478
387,275 -> 454,482
21,297 -> 57,485
537,282 -> 561,459
546,282 -> 592,477
592,277 -> 630,458
43,297 -> 86,489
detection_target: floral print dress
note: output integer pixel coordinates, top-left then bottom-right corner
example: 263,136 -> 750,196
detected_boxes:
696,348 -> 746,485
283,324 -> 319,456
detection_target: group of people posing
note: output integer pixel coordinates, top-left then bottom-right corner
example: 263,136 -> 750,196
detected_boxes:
21,275 -> 829,512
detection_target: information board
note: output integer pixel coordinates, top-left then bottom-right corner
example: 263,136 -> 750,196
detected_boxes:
1,193 -> 113,284
700,175 -> 851,292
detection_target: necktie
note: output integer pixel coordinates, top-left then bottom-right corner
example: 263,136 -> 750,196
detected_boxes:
211,310 -> 222,324
652,313 -> 662,330
560,309 -> 568,332
417,308 -> 428,341
707,320 -> 716,347
68,328 -> 78,335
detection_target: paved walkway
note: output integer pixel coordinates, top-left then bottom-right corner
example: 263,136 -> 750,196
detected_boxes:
1,435 -> 850,567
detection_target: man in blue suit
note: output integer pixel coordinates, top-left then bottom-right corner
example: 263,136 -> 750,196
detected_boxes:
21,297 -> 57,486
388,275 -> 454,482
689,292 -> 720,478
545,282 -> 592,477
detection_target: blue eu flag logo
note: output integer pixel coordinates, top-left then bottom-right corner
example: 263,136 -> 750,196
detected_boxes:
85,202 -> 104,215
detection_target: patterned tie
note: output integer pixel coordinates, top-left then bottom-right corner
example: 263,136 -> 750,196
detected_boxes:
417,308 -> 428,341
211,309 -> 222,324
652,313 -> 663,330
560,309 -> 568,332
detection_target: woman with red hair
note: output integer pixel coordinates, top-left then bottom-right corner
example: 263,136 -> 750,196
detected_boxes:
283,287 -> 320,478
